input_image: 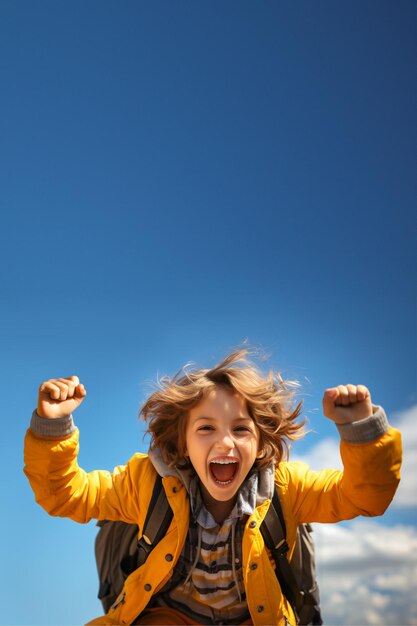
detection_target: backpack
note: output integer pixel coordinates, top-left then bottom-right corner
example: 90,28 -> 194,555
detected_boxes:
95,475 -> 322,625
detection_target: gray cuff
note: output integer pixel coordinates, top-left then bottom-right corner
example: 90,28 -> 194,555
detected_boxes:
30,410 -> 76,439
336,405 -> 389,443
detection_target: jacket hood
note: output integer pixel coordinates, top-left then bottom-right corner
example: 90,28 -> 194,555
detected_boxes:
148,446 -> 196,493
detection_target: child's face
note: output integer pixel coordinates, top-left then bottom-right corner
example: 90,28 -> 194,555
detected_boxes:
185,386 -> 260,509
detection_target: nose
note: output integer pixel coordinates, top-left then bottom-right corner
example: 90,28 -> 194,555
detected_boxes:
215,430 -> 234,452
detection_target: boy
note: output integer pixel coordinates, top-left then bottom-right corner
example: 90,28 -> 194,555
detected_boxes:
24,349 -> 402,625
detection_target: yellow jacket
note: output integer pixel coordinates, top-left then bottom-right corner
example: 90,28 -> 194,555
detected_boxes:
24,419 -> 401,626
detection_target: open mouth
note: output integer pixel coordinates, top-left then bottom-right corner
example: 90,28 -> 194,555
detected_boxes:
209,457 -> 239,486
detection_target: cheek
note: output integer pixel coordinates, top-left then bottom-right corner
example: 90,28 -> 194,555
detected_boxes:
187,445 -> 206,475
186,434 -> 211,466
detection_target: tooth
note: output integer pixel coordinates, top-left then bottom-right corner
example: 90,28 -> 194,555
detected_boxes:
211,459 -> 237,464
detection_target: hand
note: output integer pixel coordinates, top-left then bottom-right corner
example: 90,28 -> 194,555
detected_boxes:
322,384 -> 373,424
37,376 -> 87,419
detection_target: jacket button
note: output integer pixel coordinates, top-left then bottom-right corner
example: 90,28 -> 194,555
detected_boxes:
257,605 -> 264,613
250,562 -> 258,570
165,553 -> 173,562
144,583 -> 152,592
249,521 -> 257,528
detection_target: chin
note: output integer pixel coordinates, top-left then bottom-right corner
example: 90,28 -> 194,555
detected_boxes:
206,481 -> 242,503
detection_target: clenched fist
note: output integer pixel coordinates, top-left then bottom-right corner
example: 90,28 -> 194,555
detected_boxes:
323,384 -> 373,424
38,376 -> 87,419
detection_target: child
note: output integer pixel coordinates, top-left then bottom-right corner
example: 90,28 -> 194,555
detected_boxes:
24,349 -> 402,626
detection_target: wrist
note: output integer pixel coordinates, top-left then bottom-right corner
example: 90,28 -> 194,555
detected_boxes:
30,410 -> 76,439
336,405 -> 389,443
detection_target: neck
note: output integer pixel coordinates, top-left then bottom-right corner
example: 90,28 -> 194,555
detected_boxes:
200,486 -> 237,524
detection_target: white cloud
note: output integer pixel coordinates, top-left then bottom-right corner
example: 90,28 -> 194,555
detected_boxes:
313,521 -> 417,625
292,436 -> 342,471
292,404 -> 417,508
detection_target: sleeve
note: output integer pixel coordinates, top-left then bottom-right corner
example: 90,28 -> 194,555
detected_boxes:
279,406 -> 402,524
23,412 -> 147,525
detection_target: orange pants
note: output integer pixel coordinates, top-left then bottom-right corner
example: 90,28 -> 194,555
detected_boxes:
134,607 -> 253,625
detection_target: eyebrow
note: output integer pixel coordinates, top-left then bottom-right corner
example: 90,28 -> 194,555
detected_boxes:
193,416 -> 253,423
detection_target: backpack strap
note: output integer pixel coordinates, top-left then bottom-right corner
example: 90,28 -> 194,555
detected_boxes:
261,486 -> 304,623
120,474 -> 173,576
138,474 -> 174,565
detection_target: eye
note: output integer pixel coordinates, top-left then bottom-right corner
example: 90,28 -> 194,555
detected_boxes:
234,426 -> 251,433
197,425 -> 215,432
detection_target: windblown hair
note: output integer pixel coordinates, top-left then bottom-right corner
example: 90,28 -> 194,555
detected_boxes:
140,347 -> 305,470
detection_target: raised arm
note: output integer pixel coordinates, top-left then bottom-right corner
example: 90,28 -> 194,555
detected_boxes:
278,384 -> 402,524
24,376 -> 144,525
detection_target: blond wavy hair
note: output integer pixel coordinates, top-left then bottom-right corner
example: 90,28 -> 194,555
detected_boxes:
140,347 -> 305,470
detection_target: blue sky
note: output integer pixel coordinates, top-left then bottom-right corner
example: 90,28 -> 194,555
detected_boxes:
1,2 -> 416,624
